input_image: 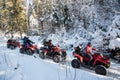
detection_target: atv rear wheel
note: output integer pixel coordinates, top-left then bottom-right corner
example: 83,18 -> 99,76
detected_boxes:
71,59 -> 81,68
95,65 -> 107,75
53,55 -> 60,63
39,52 -> 45,59
7,44 -> 10,48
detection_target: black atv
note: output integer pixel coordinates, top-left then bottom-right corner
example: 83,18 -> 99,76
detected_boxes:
110,47 -> 120,62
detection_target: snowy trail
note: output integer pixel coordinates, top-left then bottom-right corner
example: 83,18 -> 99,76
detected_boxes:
108,62 -> 120,80
0,38 -> 120,80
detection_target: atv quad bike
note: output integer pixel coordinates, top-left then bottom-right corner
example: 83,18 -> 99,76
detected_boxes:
110,47 -> 120,63
39,45 -> 66,63
71,46 -> 110,75
7,39 -> 20,49
19,44 -> 39,55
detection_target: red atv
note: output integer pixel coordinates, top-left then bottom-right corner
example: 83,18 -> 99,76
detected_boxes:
71,46 -> 110,75
7,39 -> 20,49
39,45 -> 66,63
19,44 -> 39,55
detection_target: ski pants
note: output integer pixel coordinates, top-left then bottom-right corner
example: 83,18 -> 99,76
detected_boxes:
87,54 -> 93,65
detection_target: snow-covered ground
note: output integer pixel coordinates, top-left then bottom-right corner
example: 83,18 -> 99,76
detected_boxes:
0,36 -> 120,80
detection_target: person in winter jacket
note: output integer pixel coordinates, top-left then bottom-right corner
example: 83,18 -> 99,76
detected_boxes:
23,36 -> 34,48
85,42 -> 96,66
10,35 -> 14,40
47,40 -> 54,51
74,46 -> 81,54
26,37 -> 34,46
23,36 -> 27,47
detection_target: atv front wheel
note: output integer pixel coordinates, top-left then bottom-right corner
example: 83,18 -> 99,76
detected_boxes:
10,45 -> 15,49
95,65 -> 107,75
26,49 -> 33,55
53,55 -> 60,63
71,59 -> 81,68
39,52 -> 45,59
7,44 -> 10,48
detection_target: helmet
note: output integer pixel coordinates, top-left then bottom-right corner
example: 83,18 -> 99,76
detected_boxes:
87,42 -> 91,46
49,39 -> 52,42
23,36 -> 27,38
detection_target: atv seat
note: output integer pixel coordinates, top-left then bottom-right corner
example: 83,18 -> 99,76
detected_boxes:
40,46 -> 48,50
76,51 -> 87,57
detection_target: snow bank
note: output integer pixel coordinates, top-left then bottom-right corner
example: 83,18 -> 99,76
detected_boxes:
0,37 -> 113,80
109,38 -> 120,49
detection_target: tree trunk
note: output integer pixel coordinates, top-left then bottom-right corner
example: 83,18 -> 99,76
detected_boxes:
15,17 -> 23,38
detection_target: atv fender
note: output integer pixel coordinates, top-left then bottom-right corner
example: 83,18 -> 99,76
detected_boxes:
73,54 -> 83,62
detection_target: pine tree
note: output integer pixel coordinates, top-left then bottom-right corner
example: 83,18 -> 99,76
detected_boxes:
0,0 -> 27,37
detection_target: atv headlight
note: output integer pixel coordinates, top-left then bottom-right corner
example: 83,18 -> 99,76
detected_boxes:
20,45 -> 22,48
100,54 -> 103,57
106,63 -> 110,68
59,51 -> 62,55
107,64 -> 110,67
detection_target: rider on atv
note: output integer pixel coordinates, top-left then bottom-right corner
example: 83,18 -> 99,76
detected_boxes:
7,35 -> 21,49
46,39 -> 55,56
23,36 -> 34,48
85,42 -> 97,66
42,39 -> 55,56
74,46 -> 81,54
40,39 -> 66,63
47,40 -> 54,51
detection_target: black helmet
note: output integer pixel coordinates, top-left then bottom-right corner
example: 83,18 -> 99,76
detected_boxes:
87,42 -> 91,46
49,39 -> 52,42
